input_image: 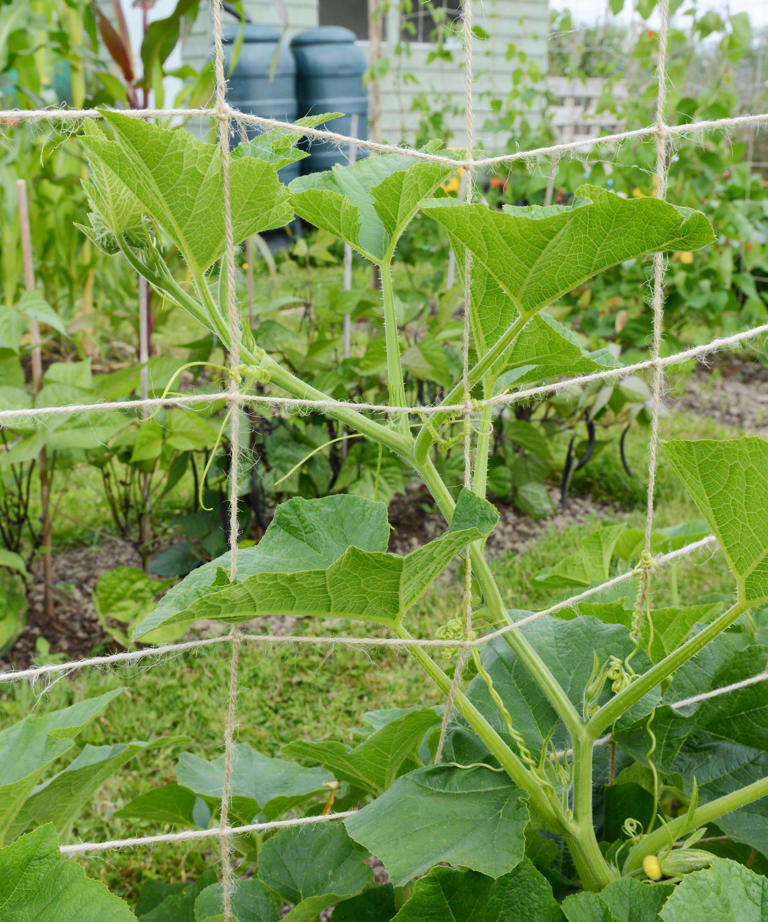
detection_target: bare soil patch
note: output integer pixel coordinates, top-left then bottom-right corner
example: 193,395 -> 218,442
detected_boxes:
1,538 -> 140,672
670,356 -> 768,430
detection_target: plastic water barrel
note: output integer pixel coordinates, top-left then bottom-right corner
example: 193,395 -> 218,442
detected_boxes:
290,27 -> 368,174
222,25 -> 300,182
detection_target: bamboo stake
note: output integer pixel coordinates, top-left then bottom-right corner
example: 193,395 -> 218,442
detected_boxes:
17,179 -> 54,624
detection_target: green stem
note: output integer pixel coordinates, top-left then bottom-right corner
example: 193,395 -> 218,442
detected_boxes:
394,624 -> 572,833
118,240 -> 227,342
379,261 -> 410,437
414,314 -> 529,464
570,734 -> 617,890
587,599 -> 749,738
263,357 -> 412,458
122,242 -> 413,460
472,403 -> 493,497
420,456 -> 584,741
624,774 -> 768,874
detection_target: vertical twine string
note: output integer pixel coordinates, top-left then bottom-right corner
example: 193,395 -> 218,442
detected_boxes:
435,0 -> 474,763
212,2 -> 242,918
636,0 -> 670,626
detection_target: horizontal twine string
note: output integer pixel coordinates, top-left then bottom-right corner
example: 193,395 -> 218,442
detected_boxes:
59,810 -> 357,855
0,105 -> 766,168
0,534 -> 718,686
2,321 -> 767,426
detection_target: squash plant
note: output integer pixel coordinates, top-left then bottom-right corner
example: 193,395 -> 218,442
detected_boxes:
75,112 -> 768,915
0,689 -> 187,920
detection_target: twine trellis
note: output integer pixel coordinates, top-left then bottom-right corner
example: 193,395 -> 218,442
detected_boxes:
1,1 -> 767,916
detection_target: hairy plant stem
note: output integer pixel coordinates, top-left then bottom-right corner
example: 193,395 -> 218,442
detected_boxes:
570,735 -> 617,890
394,624 -> 571,832
587,598 -> 750,738
419,456 -> 584,741
414,313 -> 529,464
121,242 -> 411,459
472,403 -> 493,497
379,261 -> 411,437
623,774 -> 768,874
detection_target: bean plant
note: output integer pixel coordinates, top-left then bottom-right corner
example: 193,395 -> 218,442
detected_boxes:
10,110 -> 768,918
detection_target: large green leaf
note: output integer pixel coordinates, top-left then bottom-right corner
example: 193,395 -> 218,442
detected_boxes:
467,617 -> 641,760
258,823 -> 373,922
665,438 -> 768,603
0,307 -> 25,357
17,289 -> 68,336
660,859 -> 768,921
8,736 -> 183,840
391,862 -> 562,922
284,707 -> 440,795
79,138 -> 149,254
290,154 -> 457,263
81,112 -> 292,274
134,494 -> 389,638
562,877 -> 673,922
194,880 -> 277,922
135,490 -> 496,638
175,744 -> 331,823
344,765 -> 528,886
494,313 -> 620,391
678,742 -> 768,856
423,185 -> 713,356
0,824 -> 135,920
0,689 -> 124,845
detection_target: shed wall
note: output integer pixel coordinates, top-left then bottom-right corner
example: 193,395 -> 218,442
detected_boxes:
181,0 -> 549,151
